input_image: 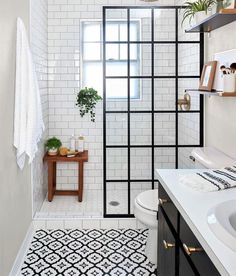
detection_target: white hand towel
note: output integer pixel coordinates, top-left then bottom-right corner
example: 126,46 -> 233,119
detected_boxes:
14,18 -> 45,170
180,166 -> 236,192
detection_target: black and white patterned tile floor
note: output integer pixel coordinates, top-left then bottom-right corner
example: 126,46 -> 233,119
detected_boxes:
20,229 -> 157,276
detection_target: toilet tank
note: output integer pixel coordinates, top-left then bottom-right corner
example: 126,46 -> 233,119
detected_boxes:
190,147 -> 236,169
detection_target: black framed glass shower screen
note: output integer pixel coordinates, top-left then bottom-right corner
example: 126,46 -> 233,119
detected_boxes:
103,6 -> 204,218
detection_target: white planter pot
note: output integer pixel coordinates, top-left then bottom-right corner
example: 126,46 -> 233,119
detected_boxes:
195,11 -> 208,24
48,147 -> 58,156
208,4 -> 217,16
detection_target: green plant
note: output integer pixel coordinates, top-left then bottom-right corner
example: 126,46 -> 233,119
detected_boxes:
45,137 -> 62,150
182,0 -> 216,25
76,87 -> 102,122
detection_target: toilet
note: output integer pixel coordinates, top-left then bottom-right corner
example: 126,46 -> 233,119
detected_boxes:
191,147 -> 236,169
134,189 -> 158,265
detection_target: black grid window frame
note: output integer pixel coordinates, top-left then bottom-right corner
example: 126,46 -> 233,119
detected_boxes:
103,6 -> 204,218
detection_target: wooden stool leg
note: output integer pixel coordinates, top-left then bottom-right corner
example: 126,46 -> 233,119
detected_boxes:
48,162 -> 54,202
78,162 -> 84,202
53,162 -> 57,194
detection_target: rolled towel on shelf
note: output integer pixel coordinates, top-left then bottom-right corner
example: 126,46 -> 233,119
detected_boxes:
180,166 -> 236,192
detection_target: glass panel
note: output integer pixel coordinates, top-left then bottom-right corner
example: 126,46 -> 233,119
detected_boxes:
178,147 -> 196,169
178,44 -> 200,76
106,148 -> 128,180
106,182 -> 128,215
83,62 -> 103,93
131,148 -> 152,180
178,79 -> 200,111
83,22 -> 101,42
130,182 -> 152,214
154,44 -> 175,76
106,24 -> 119,41
106,62 -> 128,77
106,79 -> 128,111
154,9 -> 175,41
83,43 -> 101,60
154,79 -> 175,111
178,113 -> 200,145
106,113 -> 127,146
130,44 -> 138,60
130,114 -> 152,145
130,79 -> 151,111
154,113 -> 175,145
120,44 -> 128,60
131,44 -> 151,77
106,44 -> 119,60
154,148 -> 176,169
178,8 -> 199,41
106,78 -> 128,99
130,9 -> 151,41
120,23 -> 128,41
105,9 -> 128,42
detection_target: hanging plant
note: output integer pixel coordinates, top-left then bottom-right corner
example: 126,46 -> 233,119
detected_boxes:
76,87 -> 102,122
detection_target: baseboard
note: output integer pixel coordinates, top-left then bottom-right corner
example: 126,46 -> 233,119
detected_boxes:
9,223 -> 34,276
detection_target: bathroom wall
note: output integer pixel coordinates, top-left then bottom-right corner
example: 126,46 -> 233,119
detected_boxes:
30,0 -> 48,215
175,2 -> 236,163
0,1 -> 32,275
205,21 -> 236,159
47,0 -> 202,197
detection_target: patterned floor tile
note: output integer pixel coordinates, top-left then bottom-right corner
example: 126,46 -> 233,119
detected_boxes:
20,229 -> 157,275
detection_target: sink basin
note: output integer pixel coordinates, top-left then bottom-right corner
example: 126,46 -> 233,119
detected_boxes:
207,200 -> 236,252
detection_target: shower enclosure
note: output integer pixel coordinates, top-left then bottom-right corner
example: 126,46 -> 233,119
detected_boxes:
103,6 -> 204,217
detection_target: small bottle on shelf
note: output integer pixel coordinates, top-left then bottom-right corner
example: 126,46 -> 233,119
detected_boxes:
70,134 -> 76,151
78,134 -> 84,153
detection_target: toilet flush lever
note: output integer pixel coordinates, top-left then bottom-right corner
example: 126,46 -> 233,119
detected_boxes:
159,198 -> 168,205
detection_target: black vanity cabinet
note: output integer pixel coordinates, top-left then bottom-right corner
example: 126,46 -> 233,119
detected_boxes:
158,184 -> 220,276
158,207 -> 176,276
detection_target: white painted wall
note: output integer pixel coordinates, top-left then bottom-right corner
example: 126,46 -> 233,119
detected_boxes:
205,21 -> 236,159
0,1 -> 32,275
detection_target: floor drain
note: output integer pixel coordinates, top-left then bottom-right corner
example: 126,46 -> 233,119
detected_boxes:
109,201 -> 120,206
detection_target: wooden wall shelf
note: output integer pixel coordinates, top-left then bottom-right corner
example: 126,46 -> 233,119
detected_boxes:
185,9 -> 236,33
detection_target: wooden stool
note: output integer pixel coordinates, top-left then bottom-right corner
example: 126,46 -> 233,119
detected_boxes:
43,150 -> 88,202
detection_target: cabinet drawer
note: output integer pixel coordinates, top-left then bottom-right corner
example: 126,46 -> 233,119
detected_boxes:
180,216 -> 220,276
159,184 -> 178,231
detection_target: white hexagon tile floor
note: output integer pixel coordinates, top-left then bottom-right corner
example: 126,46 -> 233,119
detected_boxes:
20,229 -> 157,276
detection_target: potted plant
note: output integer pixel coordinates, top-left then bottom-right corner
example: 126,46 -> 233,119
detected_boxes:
182,0 -> 216,26
76,87 -> 102,122
45,137 -> 62,156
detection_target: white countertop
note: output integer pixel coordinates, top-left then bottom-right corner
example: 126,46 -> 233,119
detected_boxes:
156,169 -> 236,276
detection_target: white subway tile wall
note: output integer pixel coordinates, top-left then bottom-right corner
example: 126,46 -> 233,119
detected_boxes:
32,1 -> 201,217
47,0 -> 182,194
31,0 -> 48,215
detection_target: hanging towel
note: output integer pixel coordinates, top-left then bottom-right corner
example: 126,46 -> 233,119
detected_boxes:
180,166 -> 236,192
14,18 -> 45,170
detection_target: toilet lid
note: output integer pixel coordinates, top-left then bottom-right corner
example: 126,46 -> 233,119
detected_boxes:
136,189 -> 158,212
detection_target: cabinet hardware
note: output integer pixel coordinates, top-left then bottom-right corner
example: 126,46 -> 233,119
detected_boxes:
163,240 -> 175,249
183,243 -> 203,255
159,198 -> 168,205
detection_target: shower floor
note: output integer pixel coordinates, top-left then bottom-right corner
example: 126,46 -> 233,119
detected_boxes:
35,189 -> 144,219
